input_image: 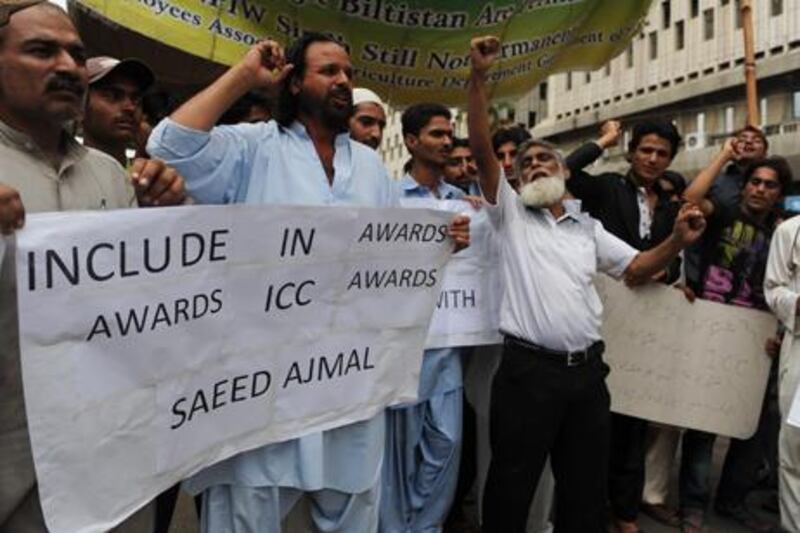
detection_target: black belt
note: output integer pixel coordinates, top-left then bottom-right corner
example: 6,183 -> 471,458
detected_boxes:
503,335 -> 604,367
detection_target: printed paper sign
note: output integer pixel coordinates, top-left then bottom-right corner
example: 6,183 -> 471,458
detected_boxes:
15,204 -> 452,533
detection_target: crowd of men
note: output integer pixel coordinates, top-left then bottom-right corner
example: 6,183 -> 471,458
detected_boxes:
0,2 -> 799,533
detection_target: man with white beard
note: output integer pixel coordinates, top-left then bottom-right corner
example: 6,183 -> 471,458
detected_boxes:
467,35 -> 707,533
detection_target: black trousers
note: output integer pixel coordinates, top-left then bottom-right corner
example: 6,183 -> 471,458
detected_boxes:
482,339 -> 611,533
608,413 -> 649,521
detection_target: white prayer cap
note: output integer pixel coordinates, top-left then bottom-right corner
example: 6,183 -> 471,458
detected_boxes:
352,87 -> 386,110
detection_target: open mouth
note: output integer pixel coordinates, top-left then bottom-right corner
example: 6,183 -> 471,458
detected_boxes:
530,170 -> 550,180
329,92 -> 352,107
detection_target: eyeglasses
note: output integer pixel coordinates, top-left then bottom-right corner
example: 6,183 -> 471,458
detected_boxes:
748,177 -> 780,190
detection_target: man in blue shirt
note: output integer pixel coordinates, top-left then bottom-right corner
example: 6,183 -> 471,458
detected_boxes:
378,103 -> 466,533
148,34 -> 469,533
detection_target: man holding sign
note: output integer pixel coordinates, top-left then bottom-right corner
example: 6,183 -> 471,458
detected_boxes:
467,36 -> 706,532
0,2 -> 185,530
378,102 -> 468,532
148,33 -> 468,533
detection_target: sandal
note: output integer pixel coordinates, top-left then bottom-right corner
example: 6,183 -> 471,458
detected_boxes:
641,503 -> 681,528
680,508 -> 706,533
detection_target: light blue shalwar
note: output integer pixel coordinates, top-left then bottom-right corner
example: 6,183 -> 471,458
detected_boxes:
378,174 -> 464,533
147,118 -> 399,533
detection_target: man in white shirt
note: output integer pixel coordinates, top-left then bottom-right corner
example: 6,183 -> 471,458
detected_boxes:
466,35 -> 706,533
765,215 -> 800,532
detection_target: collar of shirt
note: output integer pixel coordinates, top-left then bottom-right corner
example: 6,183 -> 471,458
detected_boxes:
287,119 -> 354,191
0,118 -> 87,175
400,172 -> 464,199
527,199 -> 584,225
288,120 -> 351,150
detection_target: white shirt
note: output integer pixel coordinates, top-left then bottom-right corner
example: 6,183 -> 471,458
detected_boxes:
636,187 -> 652,240
148,118 -> 397,493
485,179 -> 638,352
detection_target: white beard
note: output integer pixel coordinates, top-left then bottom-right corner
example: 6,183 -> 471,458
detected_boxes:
519,175 -> 566,208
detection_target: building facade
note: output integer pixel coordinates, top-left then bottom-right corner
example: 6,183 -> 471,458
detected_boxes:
380,0 -> 800,180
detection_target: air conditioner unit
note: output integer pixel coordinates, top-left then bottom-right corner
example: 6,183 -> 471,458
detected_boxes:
685,132 -> 707,150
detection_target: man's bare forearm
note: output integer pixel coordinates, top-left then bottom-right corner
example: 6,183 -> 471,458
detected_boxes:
467,70 -> 500,204
624,236 -> 683,285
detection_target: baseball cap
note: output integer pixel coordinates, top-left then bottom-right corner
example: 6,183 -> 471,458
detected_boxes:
87,56 -> 155,92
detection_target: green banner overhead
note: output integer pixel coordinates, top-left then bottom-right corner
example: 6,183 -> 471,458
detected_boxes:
70,0 -> 652,105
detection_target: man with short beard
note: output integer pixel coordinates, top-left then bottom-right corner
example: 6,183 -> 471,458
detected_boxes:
467,35 -> 706,533
349,87 -> 386,150
148,33 -> 469,533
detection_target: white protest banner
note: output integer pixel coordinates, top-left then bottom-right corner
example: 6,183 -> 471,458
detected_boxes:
15,204 -> 453,533
402,198 -> 503,349
596,277 -> 776,439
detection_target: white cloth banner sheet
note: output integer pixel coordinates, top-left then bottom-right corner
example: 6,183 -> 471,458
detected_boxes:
15,204 -> 453,533
401,199 -> 503,349
596,277 -> 776,439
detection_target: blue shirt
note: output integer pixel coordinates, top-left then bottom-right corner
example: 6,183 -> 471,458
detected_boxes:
148,118 -> 398,493
397,173 -> 464,402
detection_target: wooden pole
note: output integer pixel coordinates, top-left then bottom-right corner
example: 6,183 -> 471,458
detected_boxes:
741,0 -> 759,127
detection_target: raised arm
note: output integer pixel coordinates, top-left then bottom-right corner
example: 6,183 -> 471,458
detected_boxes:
624,203 -> 706,285
684,138 -> 737,216
564,121 -> 621,202
566,120 -> 621,171
468,36 -> 501,204
171,40 -> 292,131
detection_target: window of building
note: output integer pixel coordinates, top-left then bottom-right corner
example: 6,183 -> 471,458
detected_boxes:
675,20 -> 685,50
721,0 -> 730,5
566,72 -> 572,91
539,82 -> 548,100
724,106 -> 735,133
649,31 -> 658,59
735,0 -> 742,27
690,0 -> 699,18
771,0 -> 783,16
605,63 -> 612,77
626,43 -> 634,68
662,1 -> 671,28
793,91 -> 800,119
703,8 -> 715,40
585,72 -> 591,83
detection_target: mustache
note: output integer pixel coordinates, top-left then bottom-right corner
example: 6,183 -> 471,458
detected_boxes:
45,74 -> 85,95
328,88 -> 352,104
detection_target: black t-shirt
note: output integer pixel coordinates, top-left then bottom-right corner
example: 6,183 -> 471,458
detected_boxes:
695,201 -> 775,310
